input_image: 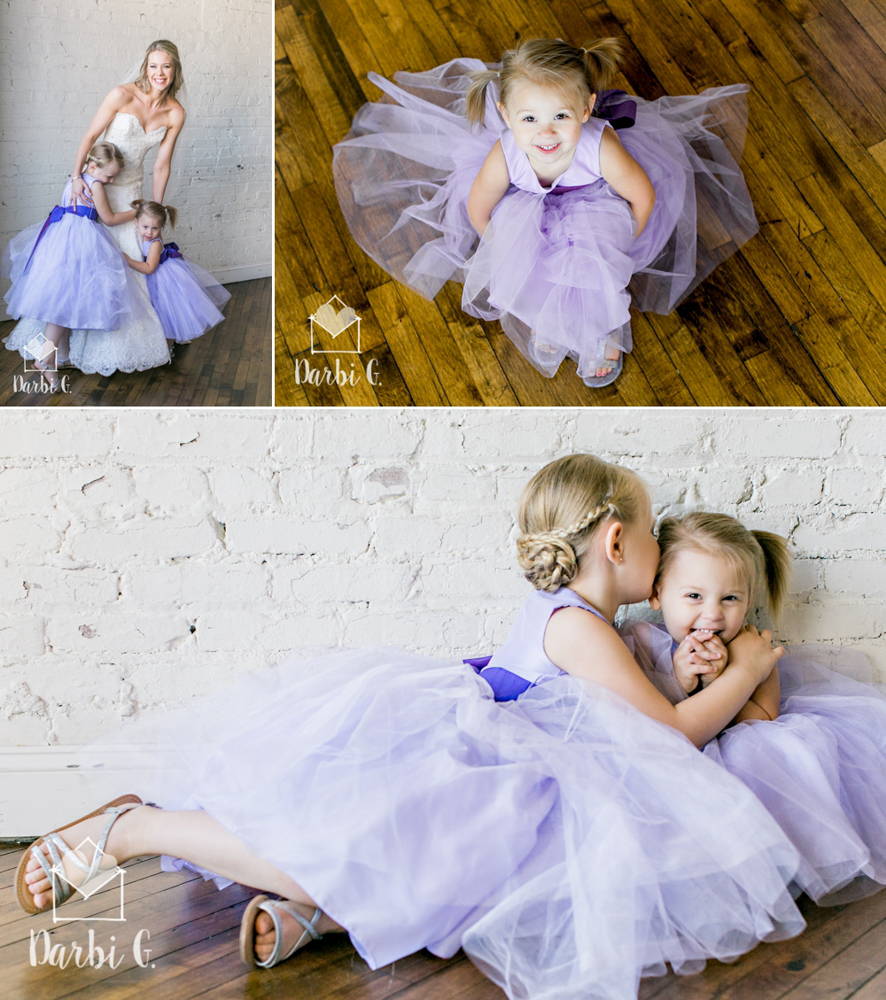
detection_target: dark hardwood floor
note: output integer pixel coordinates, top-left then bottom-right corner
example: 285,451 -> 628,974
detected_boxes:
3,841 -> 886,1000
275,0 -> 886,406
0,277 -> 272,407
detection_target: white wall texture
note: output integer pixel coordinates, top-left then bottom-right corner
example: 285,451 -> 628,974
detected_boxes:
1,408 -> 885,759
0,0 -> 272,296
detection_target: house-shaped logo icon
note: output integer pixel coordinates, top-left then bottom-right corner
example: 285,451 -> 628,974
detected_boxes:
309,295 -> 361,354
23,336 -> 57,374
50,837 -> 127,923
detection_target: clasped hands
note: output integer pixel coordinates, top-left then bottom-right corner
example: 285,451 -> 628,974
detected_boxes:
673,625 -> 781,695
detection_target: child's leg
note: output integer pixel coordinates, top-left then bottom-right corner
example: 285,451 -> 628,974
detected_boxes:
24,805 -> 320,910
56,328 -> 72,367
34,323 -> 67,386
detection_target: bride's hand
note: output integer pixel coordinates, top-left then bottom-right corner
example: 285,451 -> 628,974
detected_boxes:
71,177 -> 94,209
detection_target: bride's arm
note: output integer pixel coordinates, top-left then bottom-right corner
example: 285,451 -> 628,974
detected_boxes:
70,87 -> 129,208
151,106 -> 186,203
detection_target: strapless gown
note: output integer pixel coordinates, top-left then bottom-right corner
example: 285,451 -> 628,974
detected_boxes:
5,113 -> 171,375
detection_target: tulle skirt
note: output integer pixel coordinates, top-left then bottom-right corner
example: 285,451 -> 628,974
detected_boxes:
333,58 -> 758,383
146,256 -> 231,344
143,645 -> 804,1000
3,213 -> 143,332
626,622 -> 886,907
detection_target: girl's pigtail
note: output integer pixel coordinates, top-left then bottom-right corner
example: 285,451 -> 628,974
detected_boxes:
131,199 -> 146,212
752,530 -> 792,616
580,37 -> 623,92
465,70 -> 500,126
164,205 -> 178,229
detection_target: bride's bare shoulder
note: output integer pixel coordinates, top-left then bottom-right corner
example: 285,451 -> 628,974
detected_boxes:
165,98 -> 186,124
108,83 -> 137,104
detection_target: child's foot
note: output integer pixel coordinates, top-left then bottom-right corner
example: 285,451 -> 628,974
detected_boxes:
32,360 -> 60,390
252,903 -> 340,964
241,895 -> 343,968
21,802 -> 141,911
594,342 -> 621,379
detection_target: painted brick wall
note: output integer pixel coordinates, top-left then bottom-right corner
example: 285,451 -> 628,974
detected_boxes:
0,0 -> 271,298
1,409 -> 884,747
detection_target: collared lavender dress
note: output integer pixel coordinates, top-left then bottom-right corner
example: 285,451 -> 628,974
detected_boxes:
333,59 -> 758,384
155,586 -> 809,1000
622,619 -> 886,906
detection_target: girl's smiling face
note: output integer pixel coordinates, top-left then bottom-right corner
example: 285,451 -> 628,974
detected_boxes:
137,215 -> 163,241
498,80 -> 591,173
651,548 -> 751,644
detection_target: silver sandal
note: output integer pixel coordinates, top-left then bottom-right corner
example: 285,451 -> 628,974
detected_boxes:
239,894 -> 324,968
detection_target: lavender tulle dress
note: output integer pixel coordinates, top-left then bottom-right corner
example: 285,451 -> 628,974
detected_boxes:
622,620 -> 886,906
142,238 -> 231,344
333,59 -> 758,385
3,174 -> 144,339
147,586 -> 811,1000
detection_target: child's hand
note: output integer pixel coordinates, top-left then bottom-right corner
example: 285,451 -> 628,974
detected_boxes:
673,631 -> 728,693
727,625 -> 784,685
71,176 -> 94,209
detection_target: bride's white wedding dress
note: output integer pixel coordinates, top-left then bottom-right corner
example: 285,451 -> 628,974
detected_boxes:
5,112 -> 171,376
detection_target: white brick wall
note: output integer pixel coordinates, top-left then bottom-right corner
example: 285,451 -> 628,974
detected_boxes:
0,0 -> 271,301
1,409 -> 885,751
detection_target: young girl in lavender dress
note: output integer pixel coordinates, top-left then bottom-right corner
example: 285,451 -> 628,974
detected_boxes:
334,39 -> 757,386
621,512 -> 886,906
18,455 -> 841,1000
123,200 -> 230,349
2,142 -> 144,389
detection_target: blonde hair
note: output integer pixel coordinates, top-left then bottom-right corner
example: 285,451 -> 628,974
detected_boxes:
516,454 -> 648,592
135,40 -> 183,101
85,141 -> 124,171
656,512 -> 792,616
465,37 -> 623,126
131,199 -> 178,230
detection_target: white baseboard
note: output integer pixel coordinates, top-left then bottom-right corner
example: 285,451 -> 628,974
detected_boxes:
0,746 -> 161,840
213,262 -> 271,284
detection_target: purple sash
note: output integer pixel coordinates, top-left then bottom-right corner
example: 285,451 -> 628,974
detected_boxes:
596,90 -> 638,130
24,204 -> 100,273
158,241 -> 184,264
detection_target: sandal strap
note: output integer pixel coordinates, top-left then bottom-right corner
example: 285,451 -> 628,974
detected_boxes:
255,899 -> 323,968
30,835 -> 74,907
31,801 -> 141,907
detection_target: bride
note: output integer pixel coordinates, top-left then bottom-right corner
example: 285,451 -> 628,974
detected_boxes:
5,40 -> 185,377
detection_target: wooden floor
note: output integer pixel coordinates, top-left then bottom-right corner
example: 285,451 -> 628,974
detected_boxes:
275,0 -> 886,406
0,278 -> 272,407
3,841 -> 886,999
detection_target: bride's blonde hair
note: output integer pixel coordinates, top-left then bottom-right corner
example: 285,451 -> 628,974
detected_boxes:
516,454 -> 648,592
136,40 -> 183,102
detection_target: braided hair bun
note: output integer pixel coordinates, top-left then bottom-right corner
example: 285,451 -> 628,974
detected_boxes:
516,455 -> 648,591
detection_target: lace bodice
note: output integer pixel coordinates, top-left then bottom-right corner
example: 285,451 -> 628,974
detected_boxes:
101,112 -> 167,191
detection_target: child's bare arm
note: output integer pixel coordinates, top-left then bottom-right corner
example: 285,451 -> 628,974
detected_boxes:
89,183 -> 137,227
124,241 -> 162,274
598,127 -> 655,236
733,666 -> 780,723
467,141 -> 510,237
